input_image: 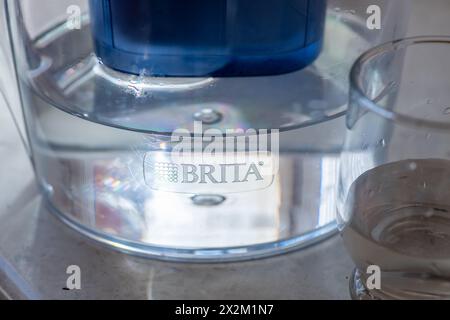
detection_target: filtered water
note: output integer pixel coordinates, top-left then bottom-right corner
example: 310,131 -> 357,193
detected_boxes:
342,159 -> 450,299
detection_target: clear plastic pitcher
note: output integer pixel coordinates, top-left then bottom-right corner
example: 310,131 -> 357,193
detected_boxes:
0,0 -> 409,261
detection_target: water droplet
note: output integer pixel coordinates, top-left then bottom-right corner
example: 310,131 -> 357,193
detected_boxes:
378,139 -> 386,147
41,181 -> 54,195
443,107 -> 450,115
408,162 -> 417,171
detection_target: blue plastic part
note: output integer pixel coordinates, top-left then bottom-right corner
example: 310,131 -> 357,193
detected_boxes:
89,0 -> 327,77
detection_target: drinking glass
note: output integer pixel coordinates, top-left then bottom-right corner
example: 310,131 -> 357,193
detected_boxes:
339,36 -> 450,299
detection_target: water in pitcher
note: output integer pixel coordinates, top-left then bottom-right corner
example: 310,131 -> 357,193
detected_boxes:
14,8 -> 380,259
341,159 -> 450,299
18,14 -> 368,254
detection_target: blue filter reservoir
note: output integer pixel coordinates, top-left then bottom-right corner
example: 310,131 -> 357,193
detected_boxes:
89,0 -> 327,76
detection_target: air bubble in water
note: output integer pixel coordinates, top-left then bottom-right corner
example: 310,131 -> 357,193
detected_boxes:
193,108 -> 223,124
191,194 -> 226,206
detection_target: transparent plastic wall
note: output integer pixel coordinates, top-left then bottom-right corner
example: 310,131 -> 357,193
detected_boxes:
2,0 -> 410,261
0,0 -> 27,153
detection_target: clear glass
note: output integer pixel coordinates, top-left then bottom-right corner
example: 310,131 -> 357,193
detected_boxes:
3,0 -> 409,261
339,36 -> 450,299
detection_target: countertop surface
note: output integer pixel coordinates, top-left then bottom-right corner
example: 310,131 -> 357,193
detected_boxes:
0,0 -> 449,300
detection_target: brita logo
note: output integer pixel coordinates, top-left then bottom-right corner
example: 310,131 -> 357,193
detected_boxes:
143,122 -> 279,193
147,162 -> 265,184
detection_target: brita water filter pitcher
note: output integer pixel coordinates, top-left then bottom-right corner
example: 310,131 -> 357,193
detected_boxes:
0,0 -> 409,261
